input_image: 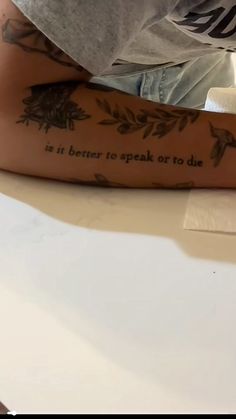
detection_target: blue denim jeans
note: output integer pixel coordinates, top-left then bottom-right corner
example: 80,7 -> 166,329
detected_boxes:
91,53 -> 234,109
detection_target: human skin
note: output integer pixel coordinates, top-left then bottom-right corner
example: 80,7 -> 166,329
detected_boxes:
0,0 -> 236,189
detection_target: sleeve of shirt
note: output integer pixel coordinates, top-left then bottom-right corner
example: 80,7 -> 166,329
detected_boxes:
11,0 -> 178,75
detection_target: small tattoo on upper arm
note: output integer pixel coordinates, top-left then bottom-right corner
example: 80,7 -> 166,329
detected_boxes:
210,123 -> 236,166
70,173 -> 127,188
152,181 -> 195,189
2,18 -> 83,72
96,99 -> 200,139
17,81 -> 90,132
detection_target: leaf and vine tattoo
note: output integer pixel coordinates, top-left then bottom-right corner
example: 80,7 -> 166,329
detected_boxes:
210,123 -> 236,167
97,99 -> 199,139
17,82 -> 90,132
2,18 -> 84,72
70,174 -> 127,188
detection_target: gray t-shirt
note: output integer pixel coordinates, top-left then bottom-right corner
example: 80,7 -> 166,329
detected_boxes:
11,0 -> 236,76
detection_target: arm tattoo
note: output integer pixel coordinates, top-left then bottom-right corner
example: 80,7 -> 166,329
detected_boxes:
17,81 -> 90,132
70,173 -> 127,188
210,123 -> 236,167
97,99 -> 200,139
153,181 -> 195,189
2,18 -> 83,72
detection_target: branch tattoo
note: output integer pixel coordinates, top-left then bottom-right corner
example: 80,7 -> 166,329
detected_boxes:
97,99 -> 236,166
97,99 -> 200,139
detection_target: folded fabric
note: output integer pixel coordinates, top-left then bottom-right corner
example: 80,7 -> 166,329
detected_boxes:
205,87 -> 236,114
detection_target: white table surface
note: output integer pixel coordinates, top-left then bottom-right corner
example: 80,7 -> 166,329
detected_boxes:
0,171 -> 235,414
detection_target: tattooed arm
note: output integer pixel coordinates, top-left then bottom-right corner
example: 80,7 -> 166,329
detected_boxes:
0,0 -> 91,89
0,1 -> 236,188
1,78 -> 236,188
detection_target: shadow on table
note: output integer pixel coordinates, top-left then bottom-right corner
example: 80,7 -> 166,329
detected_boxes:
0,171 -> 235,264
1,171 -> 236,413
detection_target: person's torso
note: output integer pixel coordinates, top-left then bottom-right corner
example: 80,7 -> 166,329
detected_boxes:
11,0 -> 236,76
106,0 -> 236,76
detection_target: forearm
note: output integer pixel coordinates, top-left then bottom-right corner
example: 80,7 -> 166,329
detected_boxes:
1,81 -> 236,188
